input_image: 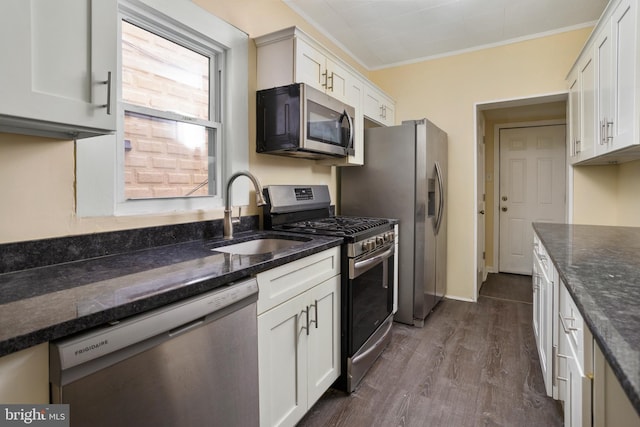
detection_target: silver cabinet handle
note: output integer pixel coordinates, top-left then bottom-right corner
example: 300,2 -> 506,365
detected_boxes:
606,120 -> 614,141
299,307 -> 310,336
327,72 -> 334,91
100,71 -> 112,115
308,300 -> 318,330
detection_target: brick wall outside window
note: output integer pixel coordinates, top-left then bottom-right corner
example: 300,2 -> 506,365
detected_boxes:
122,21 -> 211,199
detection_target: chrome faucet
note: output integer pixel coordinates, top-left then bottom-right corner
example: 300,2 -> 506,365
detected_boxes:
224,171 -> 267,239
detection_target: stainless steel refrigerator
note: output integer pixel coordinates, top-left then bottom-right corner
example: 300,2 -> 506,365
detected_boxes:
340,118 -> 447,326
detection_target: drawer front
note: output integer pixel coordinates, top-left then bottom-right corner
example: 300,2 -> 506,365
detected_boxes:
256,247 -> 340,315
559,281 -> 593,373
533,234 -> 553,279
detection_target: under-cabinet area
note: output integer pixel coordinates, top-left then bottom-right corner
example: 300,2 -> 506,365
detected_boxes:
533,223 -> 640,427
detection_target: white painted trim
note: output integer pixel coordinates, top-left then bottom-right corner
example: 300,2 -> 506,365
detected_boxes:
472,107 -> 479,302
76,0 -> 249,217
444,295 -> 476,303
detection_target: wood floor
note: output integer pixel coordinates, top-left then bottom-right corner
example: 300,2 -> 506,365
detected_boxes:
297,274 -> 563,427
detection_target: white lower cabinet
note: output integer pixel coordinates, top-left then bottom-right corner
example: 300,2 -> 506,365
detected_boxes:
533,234 -> 556,397
534,230 -> 640,426
0,343 -> 49,403
593,342 -> 640,427
257,247 -> 341,427
558,281 -> 593,427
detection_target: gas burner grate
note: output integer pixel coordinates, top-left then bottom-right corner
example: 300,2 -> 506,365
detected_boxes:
282,216 -> 390,236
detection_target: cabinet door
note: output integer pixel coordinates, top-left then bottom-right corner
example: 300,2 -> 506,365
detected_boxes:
326,58 -> 349,102
363,85 -> 395,127
593,342 -> 640,427
532,259 -> 542,351
0,343 -> 49,403
364,85 -> 385,124
565,351 -> 592,427
578,53 -> 596,161
568,71 -> 582,164
595,23 -> 613,156
534,256 -> 553,397
296,40 -> 327,93
258,293 -> 308,427
0,0 -> 116,137
610,0 -> 637,151
306,276 -> 341,407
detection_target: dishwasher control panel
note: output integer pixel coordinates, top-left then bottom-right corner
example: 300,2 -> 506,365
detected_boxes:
51,278 -> 258,371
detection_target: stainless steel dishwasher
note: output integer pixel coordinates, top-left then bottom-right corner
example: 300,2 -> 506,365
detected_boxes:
50,277 -> 259,427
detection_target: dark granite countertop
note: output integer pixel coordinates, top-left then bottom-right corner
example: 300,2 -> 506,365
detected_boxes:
0,227 -> 342,358
533,223 -> 640,415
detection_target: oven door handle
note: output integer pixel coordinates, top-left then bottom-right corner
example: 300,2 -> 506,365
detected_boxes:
351,244 -> 394,279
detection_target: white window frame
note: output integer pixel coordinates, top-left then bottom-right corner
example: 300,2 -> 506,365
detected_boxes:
76,0 -> 249,217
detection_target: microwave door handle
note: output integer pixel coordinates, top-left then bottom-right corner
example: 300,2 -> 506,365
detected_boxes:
344,109 -> 354,152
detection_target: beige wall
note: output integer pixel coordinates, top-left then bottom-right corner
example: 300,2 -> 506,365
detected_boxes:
369,29 -> 591,300
572,160 -> 640,226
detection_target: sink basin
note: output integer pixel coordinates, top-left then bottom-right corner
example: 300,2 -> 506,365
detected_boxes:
212,238 -> 306,255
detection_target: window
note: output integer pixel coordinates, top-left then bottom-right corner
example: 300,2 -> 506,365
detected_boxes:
76,0 -> 249,217
121,20 -> 219,200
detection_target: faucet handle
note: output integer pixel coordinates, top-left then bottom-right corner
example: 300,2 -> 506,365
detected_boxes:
232,206 -> 242,225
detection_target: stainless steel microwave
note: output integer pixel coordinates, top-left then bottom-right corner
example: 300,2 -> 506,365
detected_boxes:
256,83 -> 355,160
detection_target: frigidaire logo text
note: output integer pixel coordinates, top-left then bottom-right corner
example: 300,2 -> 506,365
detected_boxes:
75,339 -> 108,356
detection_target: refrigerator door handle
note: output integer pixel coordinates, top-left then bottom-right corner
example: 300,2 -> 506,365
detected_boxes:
435,161 -> 445,235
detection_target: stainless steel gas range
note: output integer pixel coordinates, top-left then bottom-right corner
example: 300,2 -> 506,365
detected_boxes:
263,184 -> 397,392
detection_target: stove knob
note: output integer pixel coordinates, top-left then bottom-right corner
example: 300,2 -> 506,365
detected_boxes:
376,236 -> 384,246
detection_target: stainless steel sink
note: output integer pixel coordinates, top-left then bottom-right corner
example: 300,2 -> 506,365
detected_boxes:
212,238 -> 306,255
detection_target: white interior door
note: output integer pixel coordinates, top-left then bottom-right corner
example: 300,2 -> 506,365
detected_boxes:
499,125 -> 566,274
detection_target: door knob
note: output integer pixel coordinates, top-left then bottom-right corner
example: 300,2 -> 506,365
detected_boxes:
501,207 -> 508,212
479,210 -> 485,215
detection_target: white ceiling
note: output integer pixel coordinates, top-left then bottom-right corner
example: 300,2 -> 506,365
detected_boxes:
284,0 -> 609,70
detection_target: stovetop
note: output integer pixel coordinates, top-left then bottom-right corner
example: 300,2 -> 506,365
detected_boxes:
277,216 -> 391,237
263,184 -> 395,244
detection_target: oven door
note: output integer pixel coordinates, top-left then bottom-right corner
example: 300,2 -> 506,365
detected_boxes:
348,242 -> 395,356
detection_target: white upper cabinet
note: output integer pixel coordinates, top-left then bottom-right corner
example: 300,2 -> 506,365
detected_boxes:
609,0 -> 637,152
568,51 -> 596,164
255,26 -> 396,166
0,0 -> 117,139
364,82 -> 396,127
569,0 -> 639,165
296,41 -> 350,103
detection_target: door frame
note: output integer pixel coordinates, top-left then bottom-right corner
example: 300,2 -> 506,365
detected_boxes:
492,119 -> 568,273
